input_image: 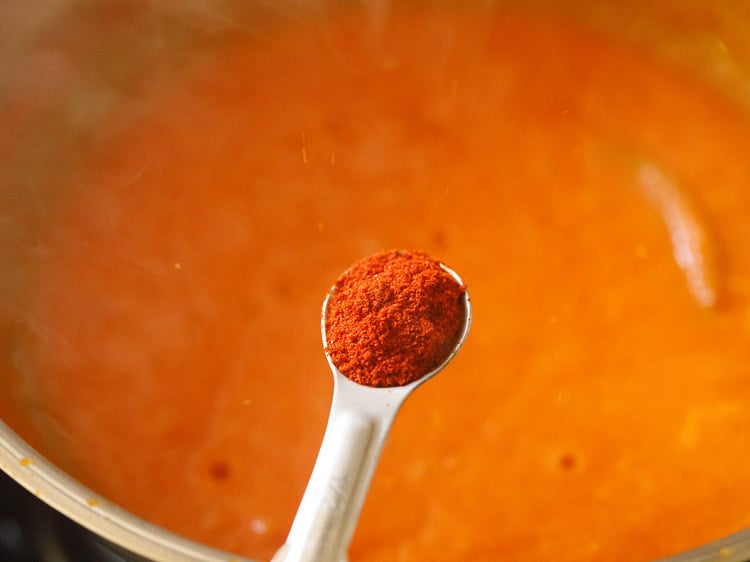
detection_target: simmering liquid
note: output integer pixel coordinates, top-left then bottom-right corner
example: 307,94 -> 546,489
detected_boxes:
4,4 -> 750,561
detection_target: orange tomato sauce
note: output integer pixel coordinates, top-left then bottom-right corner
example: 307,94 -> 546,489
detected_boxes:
5,4 -> 750,562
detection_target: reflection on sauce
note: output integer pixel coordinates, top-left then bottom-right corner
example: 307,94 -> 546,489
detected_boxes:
4,4 -> 750,562
639,163 -> 719,308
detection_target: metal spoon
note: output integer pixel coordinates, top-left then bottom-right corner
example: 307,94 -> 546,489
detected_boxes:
273,264 -> 471,562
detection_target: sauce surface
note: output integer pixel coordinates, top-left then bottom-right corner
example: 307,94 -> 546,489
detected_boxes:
4,4 -> 750,562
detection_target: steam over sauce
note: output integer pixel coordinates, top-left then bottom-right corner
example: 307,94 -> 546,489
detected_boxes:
6,5 -> 750,562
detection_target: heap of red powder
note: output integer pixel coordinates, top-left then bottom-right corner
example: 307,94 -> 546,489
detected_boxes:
324,250 -> 466,387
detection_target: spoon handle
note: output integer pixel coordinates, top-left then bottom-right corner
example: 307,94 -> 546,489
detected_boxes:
275,375 -> 409,562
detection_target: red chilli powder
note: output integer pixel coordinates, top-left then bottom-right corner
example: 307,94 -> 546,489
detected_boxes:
324,250 -> 466,387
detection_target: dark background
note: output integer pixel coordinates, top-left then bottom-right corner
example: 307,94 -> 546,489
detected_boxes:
0,470 -> 133,562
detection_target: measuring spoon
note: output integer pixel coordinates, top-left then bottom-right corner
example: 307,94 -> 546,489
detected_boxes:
273,263 -> 471,562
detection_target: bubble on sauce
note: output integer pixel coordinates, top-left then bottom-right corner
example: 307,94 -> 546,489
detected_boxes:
547,449 -> 583,473
249,518 -> 268,535
208,460 -> 232,482
558,453 -> 577,471
430,229 -> 448,249
272,280 -> 292,299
